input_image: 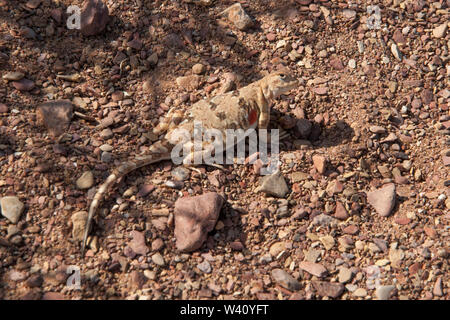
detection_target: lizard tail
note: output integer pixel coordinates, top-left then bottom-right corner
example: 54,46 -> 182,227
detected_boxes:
81,152 -> 172,256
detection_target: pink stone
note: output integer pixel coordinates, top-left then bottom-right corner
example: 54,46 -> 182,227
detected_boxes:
174,192 -> 224,252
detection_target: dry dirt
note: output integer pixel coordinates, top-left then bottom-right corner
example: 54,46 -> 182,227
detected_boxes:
0,0 -> 448,300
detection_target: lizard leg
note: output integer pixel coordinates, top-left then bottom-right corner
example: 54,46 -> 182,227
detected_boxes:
153,109 -> 184,135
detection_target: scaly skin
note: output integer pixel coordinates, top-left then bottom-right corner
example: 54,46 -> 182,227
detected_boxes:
81,69 -> 298,255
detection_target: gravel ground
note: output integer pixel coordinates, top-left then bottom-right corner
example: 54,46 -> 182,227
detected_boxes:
0,0 -> 448,300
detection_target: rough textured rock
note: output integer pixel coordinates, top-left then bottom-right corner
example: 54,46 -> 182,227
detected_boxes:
176,75 -> 201,91
12,78 -> 34,91
271,269 -> 301,291
129,230 -> 149,256
367,183 -> 396,217
36,100 -> 73,137
221,3 -> 253,30
375,285 -> 396,300
71,211 -> 88,241
312,281 -> 344,298
1,197 -> 24,224
299,261 -> 328,278
80,0 -> 110,36
334,201 -> 349,220
257,170 -> 289,198
76,171 -> 94,189
312,155 -> 327,174
174,192 -> 224,252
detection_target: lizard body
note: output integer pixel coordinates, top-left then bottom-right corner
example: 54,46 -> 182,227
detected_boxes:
81,69 -> 298,255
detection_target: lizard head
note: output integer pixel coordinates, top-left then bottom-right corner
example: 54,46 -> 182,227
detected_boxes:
262,69 -> 298,99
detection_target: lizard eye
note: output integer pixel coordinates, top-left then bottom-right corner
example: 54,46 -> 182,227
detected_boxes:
279,73 -> 286,79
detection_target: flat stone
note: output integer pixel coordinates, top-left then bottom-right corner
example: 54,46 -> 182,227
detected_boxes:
433,277 -> 443,297
367,183 -> 396,217
353,288 -> 367,297
369,125 -> 386,134
305,248 -> 321,263
433,23 -> 448,38
272,269 -> 301,291
312,155 -> 327,174
299,261 -> 327,278
389,248 -> 404,268
176,75 -> 201,91
319,235 -> 335,250
269,241 -> 286,257
174,192 -> 224,252
129,230 -> 149,256
12,78 -> 34,91
375,285 -> 395,300
70,211 -> 88,241
151,253 -> 165,266
257,170 -> 289,198
3,72 -> 24,81
36,100 -> 73,137
76,171 -> 94,189
1,196 -> 24,224
334,201 -> 349,220
338,267 -> 353,283
312,281 -> 344,298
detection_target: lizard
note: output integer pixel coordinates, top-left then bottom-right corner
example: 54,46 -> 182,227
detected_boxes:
81,68 -> 298,255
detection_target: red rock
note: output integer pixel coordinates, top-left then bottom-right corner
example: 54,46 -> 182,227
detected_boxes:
266,33 -> 276,41
424,226 -> 437,239
230,241 -> 244,251
129,230 -> 149,255
313,87 -> 328,95
443,156 -> 450,167
36,100 -> 73,137
330,57 -> 344,70
174,192 -> 224,252
0,103 -> 8,113
409,262 -> 421,276
421,89 -> 433,105
433,277 -> 443,297
334,201 -> 349,220
394,217 -> 411,225
151,238 -> 164,251
367,183 -> 396,217
312,155 -> 327,174
393,29 -> 406,44
343,225 -> 359,235
12,78 -> 34,91
299,261 -> 327,278
137,184 -> 155,197
80,0 -> 110,36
